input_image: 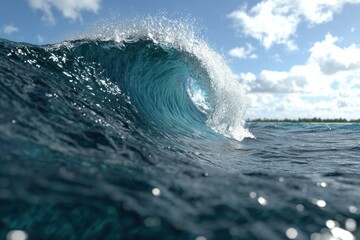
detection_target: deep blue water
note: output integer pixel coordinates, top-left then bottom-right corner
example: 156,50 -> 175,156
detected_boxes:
0,32 -> 359,240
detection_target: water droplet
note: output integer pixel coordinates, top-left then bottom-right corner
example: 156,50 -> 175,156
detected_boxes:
348,206 -> 358,214
310,232 -> 321,240
258,196 -> 267,205
286,228 -> 298,239
6,230 -> 28,240
296,204 -> 304,212
152,188 -> 161,196
249,192 -> 257,199
345,218 -> 356,231
331,227 -> 355,240
326,220 -> 336,229
195,236 -> 206,240
313,199 -> 326,208
316,182 -> 327,187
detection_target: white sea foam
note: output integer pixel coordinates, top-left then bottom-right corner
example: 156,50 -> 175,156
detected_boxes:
78,16 -> 254,141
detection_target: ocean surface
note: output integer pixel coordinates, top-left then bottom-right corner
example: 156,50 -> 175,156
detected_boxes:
0,18 -> 359,240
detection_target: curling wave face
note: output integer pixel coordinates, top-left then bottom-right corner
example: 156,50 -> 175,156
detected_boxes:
0,18 -> 254,199
0,17 -> 254,169
0,17 -> 252,145
77,16 -> 253,141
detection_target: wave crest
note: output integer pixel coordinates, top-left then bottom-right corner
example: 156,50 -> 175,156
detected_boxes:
76,16 -> 253,141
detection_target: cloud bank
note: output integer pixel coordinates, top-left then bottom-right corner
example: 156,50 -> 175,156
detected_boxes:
28,0 -> 101,25
228,0 -> 360,49
238,33 -> 360,119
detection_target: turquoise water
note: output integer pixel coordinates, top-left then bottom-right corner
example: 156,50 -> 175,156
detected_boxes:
0,18 -> 359,240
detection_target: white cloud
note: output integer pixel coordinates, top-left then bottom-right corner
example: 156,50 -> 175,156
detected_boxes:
240,33 -> 360,93
228,0 -> 360,49
3,24 -> 19,35
272,54 -> 282,62
240,33 -> 360,119
228,43 -> 258,59
247,91 -> 360,120
28,0 -> 101,25
309,33 -> 360,75
37,34 -> 44,43
239,65 -> 316,93
228,1 -> 299,50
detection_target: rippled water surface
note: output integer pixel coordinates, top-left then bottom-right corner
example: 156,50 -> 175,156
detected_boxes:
1,121 -> 359,240
1,22 -> 360,239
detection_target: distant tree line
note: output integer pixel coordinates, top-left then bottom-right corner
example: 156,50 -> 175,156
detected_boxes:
248,118 -> 360,123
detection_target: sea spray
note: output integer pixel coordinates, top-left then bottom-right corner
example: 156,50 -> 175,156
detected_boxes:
76,16 -> 253,141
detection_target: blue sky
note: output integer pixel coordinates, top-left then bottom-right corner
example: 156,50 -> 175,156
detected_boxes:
1,0 -> 360,119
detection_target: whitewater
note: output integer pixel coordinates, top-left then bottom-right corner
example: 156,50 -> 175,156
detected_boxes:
0,17 -> 359,240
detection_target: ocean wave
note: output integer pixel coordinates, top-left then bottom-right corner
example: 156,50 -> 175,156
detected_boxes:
0,17 -> 253,152
75,16 -> 253,141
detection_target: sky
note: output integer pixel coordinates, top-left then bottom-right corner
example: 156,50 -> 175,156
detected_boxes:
1,0 -> 360,120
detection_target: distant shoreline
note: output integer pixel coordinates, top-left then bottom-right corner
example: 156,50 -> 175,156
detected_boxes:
247,119 -> 360,124
247,121 -> 359,124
